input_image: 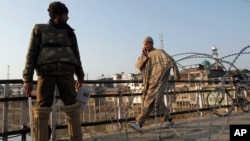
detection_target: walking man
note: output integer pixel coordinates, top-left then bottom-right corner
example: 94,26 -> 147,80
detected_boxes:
129,36 -> 180,132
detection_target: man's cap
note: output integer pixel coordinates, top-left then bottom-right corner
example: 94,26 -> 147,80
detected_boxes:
48,1 -> 68,18
143,36 -> 154,44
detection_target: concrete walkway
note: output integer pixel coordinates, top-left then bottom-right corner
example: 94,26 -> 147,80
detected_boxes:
82,111 -> 250,141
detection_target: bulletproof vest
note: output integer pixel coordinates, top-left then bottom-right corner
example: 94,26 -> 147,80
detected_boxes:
36,24 -> 78,66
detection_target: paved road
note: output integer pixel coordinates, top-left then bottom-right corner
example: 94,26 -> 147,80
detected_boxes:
82,111 -> 250,141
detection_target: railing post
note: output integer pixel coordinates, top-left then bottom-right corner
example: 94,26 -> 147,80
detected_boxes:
20,88 -> 27,141
196,85 -> 203,117
50,86 -> 57,141
168,91 -> 173,115
165,89 -> 173,116
2,83 -> 10,141
198,92 -> 203,117
117,90 -> 123,130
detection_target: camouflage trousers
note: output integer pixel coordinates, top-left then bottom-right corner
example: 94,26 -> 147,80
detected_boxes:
36,74 -> 76,107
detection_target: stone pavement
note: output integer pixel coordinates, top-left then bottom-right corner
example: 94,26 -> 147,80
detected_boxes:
82,111 -> 250,141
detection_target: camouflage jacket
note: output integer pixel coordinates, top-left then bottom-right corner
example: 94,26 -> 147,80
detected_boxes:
23,21 -> 84,83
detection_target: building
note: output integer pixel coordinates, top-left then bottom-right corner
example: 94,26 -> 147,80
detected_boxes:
0,84 -> 24,97
174,46 -> 250,106
113,72 -> 144,104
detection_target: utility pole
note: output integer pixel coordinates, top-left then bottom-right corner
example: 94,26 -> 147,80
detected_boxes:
159,34 -> 164,50
7,65 -> 10,79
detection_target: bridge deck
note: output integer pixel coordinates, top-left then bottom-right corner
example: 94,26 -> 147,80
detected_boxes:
81,111 -> 250,141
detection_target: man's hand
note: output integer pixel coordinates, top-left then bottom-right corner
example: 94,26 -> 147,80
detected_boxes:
23,82 -> 33,97
75,80 -> 83,89
142,47 -> 148,55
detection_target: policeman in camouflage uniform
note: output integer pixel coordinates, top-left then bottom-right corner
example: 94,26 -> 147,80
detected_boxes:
23,2 -> 84,141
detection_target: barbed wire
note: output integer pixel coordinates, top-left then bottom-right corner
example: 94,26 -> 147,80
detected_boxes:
242,0 -> 250,3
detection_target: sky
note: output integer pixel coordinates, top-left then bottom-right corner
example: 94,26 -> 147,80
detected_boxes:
0,0 -> 250,80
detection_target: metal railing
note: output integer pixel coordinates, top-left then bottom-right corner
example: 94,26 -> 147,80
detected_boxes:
0,79 -> 246,140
